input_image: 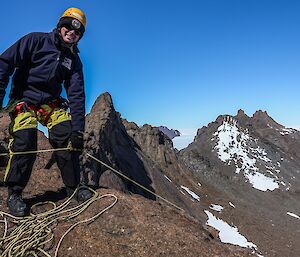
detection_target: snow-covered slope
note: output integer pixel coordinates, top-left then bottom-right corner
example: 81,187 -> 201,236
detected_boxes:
180,109 -> 300,257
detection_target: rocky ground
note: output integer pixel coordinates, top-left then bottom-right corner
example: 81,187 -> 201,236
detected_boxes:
0,187 -> 256,257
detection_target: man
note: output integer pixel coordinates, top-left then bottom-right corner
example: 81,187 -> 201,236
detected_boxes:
0,7 -> 92,217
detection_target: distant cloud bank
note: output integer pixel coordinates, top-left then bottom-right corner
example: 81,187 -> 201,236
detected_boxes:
172,128 -> 197,150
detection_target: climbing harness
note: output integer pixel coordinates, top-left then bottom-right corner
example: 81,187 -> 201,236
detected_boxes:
12,99 -> 69,126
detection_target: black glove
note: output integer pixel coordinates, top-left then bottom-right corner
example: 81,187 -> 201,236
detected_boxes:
70,131 -> 84,150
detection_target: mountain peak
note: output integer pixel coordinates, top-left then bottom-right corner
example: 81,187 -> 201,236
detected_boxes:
236,109 -> 249,118
252,110 -> 270,119
90,92 -> 114,114
251,109 -> 281,129
159,126 -> 181,140
237,109 -> 245,116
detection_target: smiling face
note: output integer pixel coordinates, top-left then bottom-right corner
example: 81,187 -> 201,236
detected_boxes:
60,26 -> 81,44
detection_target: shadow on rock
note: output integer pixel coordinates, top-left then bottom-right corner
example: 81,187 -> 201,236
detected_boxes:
25,188 -> 67,206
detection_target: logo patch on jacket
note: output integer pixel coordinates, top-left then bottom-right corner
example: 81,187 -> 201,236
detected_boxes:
62,57 -> 72,70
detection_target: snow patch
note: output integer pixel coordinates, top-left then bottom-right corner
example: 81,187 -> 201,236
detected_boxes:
209,204 -> 224,212
164,175 -> 172,183
180,186 -> 200,201
245,172 -> 279,191
279,128 -> 295,136
205,210 -> 257,249
213,117 -> 281,192
180,190 -> 186,196
287,212 -> 300,220
229,202 -> 235,208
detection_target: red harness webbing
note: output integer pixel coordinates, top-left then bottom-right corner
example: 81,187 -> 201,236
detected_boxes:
14,99 -> 65,124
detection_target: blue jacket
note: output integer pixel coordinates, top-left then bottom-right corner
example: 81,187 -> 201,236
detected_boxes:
0,30 -> 85,132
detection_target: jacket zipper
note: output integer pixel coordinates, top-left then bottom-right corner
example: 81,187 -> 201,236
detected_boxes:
47,52 -> 61,84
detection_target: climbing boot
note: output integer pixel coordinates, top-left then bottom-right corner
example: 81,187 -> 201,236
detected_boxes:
76,187 -> 93,203
7,193 -> 29,217
66,186 -> 93,203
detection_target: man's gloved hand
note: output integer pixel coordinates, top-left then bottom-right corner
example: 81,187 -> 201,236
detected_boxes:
70,131 -> 84,150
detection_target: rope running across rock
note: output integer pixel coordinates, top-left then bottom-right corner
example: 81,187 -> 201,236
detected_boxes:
0,146 -> 184,256
0,147 -> 184,211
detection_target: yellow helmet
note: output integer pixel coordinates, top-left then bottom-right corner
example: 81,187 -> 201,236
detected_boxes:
61,7 -> 86,28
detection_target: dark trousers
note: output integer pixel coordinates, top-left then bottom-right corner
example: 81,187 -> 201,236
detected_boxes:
5,110 -> 81,193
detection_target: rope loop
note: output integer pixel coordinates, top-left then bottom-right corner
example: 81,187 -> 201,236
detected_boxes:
0,186 -> 118,257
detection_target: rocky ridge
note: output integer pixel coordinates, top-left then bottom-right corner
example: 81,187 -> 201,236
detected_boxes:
180,109 -> 300,257
1,94 -> 298,256
158,126 -> 181,139
0,94 -> 255,257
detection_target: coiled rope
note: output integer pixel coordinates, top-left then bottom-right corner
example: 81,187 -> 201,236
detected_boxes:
0,146 -> 184,256
0,186 -> 118,257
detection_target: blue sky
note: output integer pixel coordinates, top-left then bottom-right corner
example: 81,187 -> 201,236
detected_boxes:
1,1 -> 300,147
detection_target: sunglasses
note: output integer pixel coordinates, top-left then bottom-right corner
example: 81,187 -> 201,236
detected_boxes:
63,24 -> 82,36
